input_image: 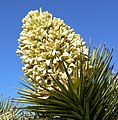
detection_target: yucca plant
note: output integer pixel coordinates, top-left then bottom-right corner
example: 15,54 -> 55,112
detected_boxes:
0,96 -> 26,120
14,44 -> 118,120
15,8 -> 118,120
0,96 -> 41,120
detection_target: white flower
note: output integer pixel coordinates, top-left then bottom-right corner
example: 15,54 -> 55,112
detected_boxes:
62,30 -> 68,36
68,68 -> 73,74
62,52 -> 69,57
48,34 -> 53,38
43,70 -> 47,75
16,49 -> 22,54
66,58 -> 74,63
69,63 -> 75,67
53,59 -> 57,64
16,8 -> 88,94
40,45 -> 45,49
37,57 -> 43,61
36,76 -> 41,81
48,69 -> 52,73
62,73 -> 67,80
52,50 -> 56,56
83,48 -> 89,55
46,60 -> 50,66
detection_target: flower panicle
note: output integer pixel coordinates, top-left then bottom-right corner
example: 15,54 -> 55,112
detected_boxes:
16,8 -> 88,95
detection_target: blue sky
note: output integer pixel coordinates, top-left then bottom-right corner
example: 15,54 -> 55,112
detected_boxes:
0,0 -> 118,98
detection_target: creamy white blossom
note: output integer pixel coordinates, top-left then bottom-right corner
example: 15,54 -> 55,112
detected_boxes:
16,8 -> 88,93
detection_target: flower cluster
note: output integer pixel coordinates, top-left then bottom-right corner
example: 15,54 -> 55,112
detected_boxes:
16,8 -> 88,90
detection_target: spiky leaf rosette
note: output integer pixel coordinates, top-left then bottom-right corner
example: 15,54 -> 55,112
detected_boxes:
0,96 -> 25,120
15,45 -> 118,120
16,8 -> 88,93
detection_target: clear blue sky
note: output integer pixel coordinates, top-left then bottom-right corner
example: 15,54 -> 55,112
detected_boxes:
0,0 -> 118,98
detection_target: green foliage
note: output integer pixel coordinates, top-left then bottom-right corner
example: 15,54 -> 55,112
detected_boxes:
0,96 -> 25,120
14,45 -> 118,120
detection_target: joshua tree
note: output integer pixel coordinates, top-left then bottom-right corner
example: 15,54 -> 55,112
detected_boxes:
0,96 -> 25,120
15,8 -> 118,120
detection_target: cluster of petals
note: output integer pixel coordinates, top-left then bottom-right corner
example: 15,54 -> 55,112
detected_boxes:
16,8 -> 88,91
